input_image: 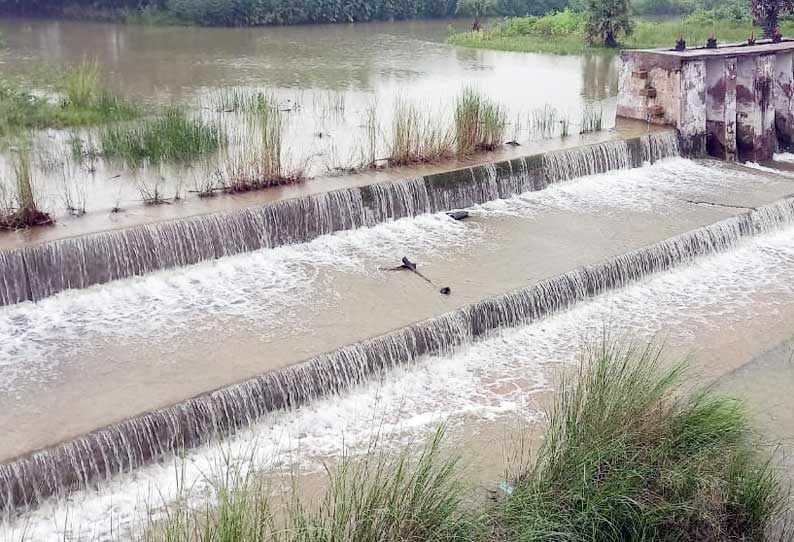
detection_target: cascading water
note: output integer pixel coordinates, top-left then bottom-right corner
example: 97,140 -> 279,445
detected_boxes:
1,192 -> 792,517
0,133 -> 679,307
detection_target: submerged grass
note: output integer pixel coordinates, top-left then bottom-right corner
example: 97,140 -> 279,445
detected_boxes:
0,61 -> 138,141
0,149 -> 53,230
455,88 -> 507,156
127,341 -> 786,542
99,107 -> 225,165
389,99 -> 454,166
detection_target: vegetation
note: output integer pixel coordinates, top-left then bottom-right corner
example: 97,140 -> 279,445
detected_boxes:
127,342 -> 786,542
0,149 -> 53,230
389,100 -> 454,166
752,0 -> 794,38
455,88 -> 507,155
0,62 -> 138,141
449,8 -> 794,53
98,107 -> 224,165
585,0 -> 633,46
500,342 -> 784,542
225,104 -> 305,192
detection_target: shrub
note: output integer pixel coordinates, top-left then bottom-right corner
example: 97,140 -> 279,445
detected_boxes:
501,341 -> 785,542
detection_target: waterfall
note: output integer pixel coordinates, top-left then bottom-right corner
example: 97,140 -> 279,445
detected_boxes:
2,194 -> 791,517
0,133 -> 679,307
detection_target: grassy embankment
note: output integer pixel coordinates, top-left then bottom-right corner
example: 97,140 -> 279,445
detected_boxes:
449,10 -> 794,54
127,342 -> 787,542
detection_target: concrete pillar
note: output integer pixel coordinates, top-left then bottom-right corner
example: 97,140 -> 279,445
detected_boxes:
737,56 -> 761,161
678,60 -> 707,156
705,57 -> 737,160
759,54 -> 777,160
775,51 -> 794,151
725,57 -> 738,162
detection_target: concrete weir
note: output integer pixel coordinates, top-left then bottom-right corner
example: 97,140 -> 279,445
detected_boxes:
0,132 -> 678,307
3,195 -> 794,515
618,40 -> 794,161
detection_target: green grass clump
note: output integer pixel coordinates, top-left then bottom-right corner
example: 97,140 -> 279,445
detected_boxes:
455,88 -> 507,155
500,342 -> 784,542
0,62 -> 138,141
141,428 -> 477,542
389,99 -> 454,166
99,107 -> 225,165
0,149 -> 53,229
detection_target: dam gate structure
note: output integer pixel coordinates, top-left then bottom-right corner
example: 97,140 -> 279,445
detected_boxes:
618,40 -> 794,162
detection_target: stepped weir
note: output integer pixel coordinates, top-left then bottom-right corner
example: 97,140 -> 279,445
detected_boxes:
2,192 -> 794,516
0,133 -> 678,307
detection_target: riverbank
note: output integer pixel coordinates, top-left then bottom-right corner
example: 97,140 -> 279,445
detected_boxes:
448,12 -> 794,54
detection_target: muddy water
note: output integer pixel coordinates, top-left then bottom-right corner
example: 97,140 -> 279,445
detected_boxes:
0,17 -> 618,221
1,157 -> 793,463
4,164 -> 794,542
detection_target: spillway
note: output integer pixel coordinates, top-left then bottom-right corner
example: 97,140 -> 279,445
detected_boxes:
0,133 -> 679,306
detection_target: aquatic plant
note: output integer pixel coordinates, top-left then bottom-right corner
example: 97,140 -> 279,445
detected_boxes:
224,103 -> 304,191
99,107 -> 225,165
0,149 -> 53,229
207,88 -> 276,114
0,66 -> 137,141
389,99 -> 454,166
531,104 -> 559,139
454,88 -> 507,155
500,341 -> 785,542
580,105 -> 604,134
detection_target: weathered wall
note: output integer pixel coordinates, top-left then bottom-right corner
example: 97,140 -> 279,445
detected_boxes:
618,43 -> 794,161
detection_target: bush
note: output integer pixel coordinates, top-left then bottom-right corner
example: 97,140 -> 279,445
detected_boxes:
501,342 -> 785,542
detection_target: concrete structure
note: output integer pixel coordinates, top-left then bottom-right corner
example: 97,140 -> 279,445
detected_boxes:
618,40 -> 794,161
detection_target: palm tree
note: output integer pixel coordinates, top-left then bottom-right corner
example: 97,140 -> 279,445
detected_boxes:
751,0 -> 794,39
457,0 -> 493,31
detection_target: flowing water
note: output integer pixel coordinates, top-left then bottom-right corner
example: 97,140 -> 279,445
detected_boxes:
0,133 -> 678,306
0,17 -> 619,221
3,167 -> 794,541
2,149 -> 794,520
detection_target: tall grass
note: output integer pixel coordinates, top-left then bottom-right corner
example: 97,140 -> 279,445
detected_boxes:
0,149 -> 53,229
137,428 -> 476,542
207,88 -> 275,115
580,105 -> 603,134
0,62 -> 137,141
225,101 -> 304,191
501,341 -> 785,542
389,100 -> 454,166
99,107 -> 225,165
454,88 -> 507,156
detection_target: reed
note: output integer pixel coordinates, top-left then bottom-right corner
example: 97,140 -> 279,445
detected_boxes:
0,149 -> 53,229
454,88 -> 507,155
389,99 -> 454,166
136,428 -> 476,542
580,105 -> 604,134
531,104 -> 559,139
500,340 -> 786,542
99,107 -> 225,165
207,88 -> 274,114
225,104 -> 304,192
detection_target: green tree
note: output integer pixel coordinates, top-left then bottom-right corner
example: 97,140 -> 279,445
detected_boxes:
457,0 -> 494,30
750,0 -> 794,38
584,0 -> 633,47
